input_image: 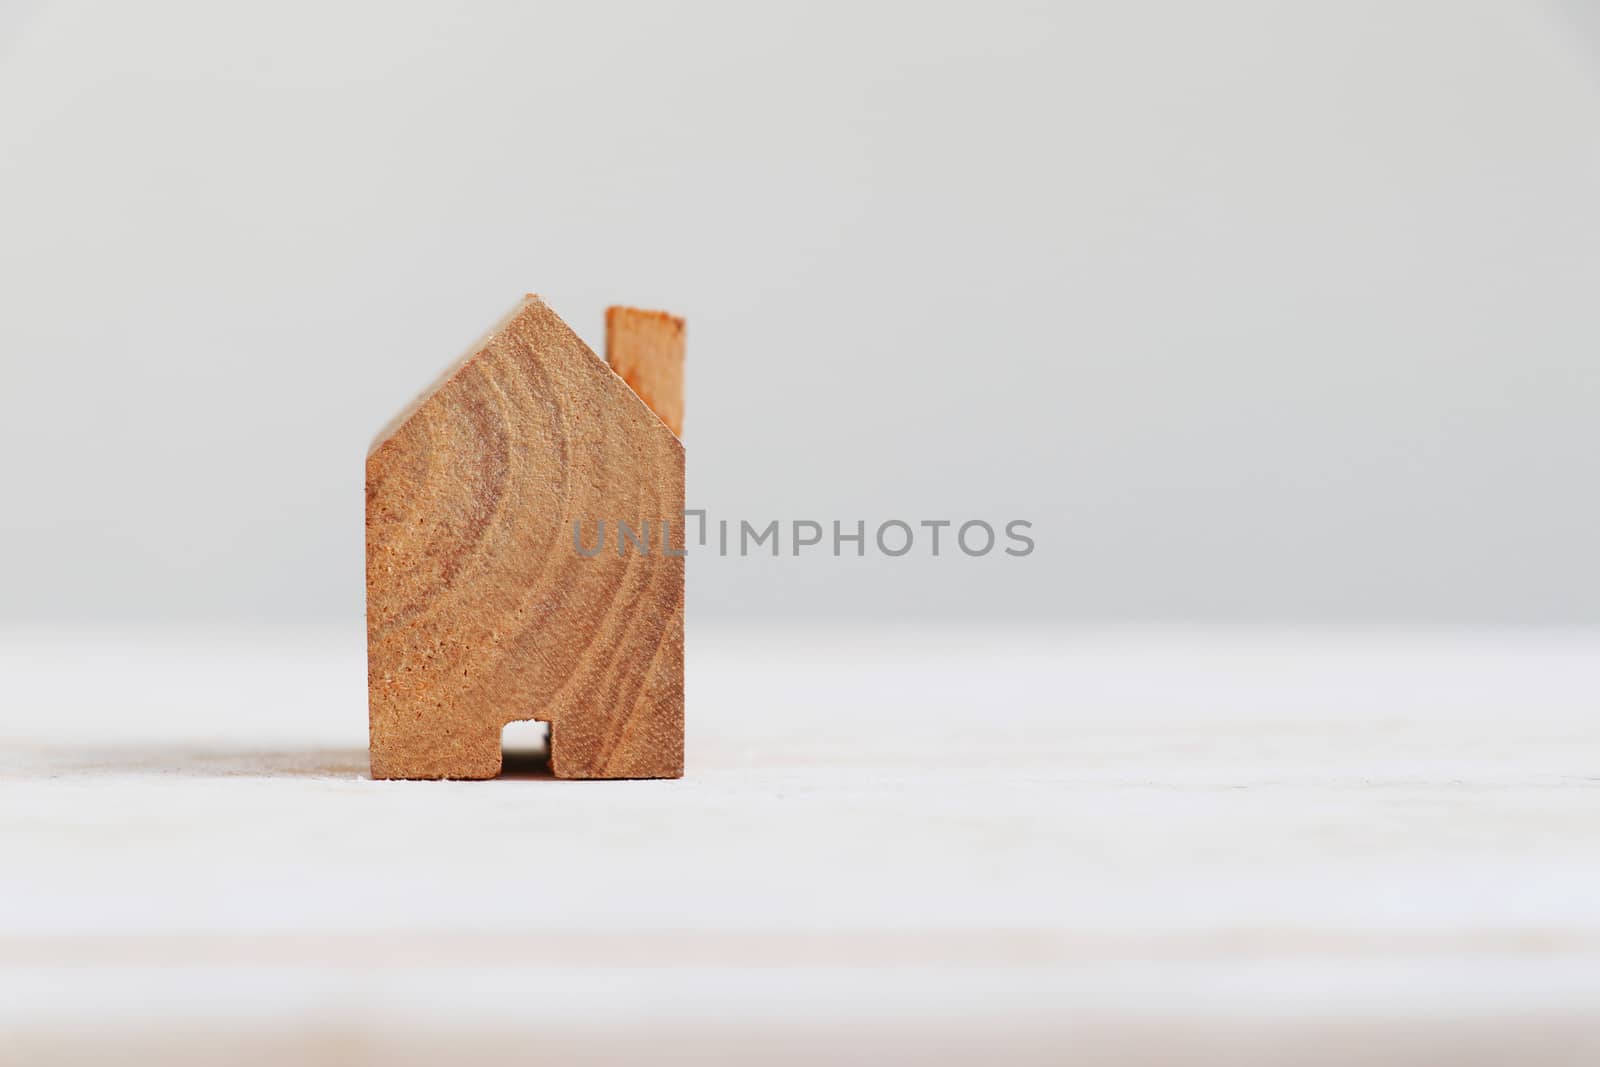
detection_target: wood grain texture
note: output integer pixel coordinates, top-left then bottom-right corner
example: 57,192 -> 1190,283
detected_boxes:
605,306 -> 685,437
366,295 -> 684,779
11,629 -> 1600,1064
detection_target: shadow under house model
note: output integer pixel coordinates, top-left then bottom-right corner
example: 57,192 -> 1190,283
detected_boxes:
366,296 -> 685,780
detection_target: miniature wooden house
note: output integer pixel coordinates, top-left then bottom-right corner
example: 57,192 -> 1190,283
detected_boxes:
366,296 -> 684,780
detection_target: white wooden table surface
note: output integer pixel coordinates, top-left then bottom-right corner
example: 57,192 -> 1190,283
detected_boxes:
2,625 -> 1598,1065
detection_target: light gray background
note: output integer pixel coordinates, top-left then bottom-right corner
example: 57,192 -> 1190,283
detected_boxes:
1,0 -> 1596,626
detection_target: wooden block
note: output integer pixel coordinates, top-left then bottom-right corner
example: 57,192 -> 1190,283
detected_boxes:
366,296 -> 685,780
605,306 -> 685,437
